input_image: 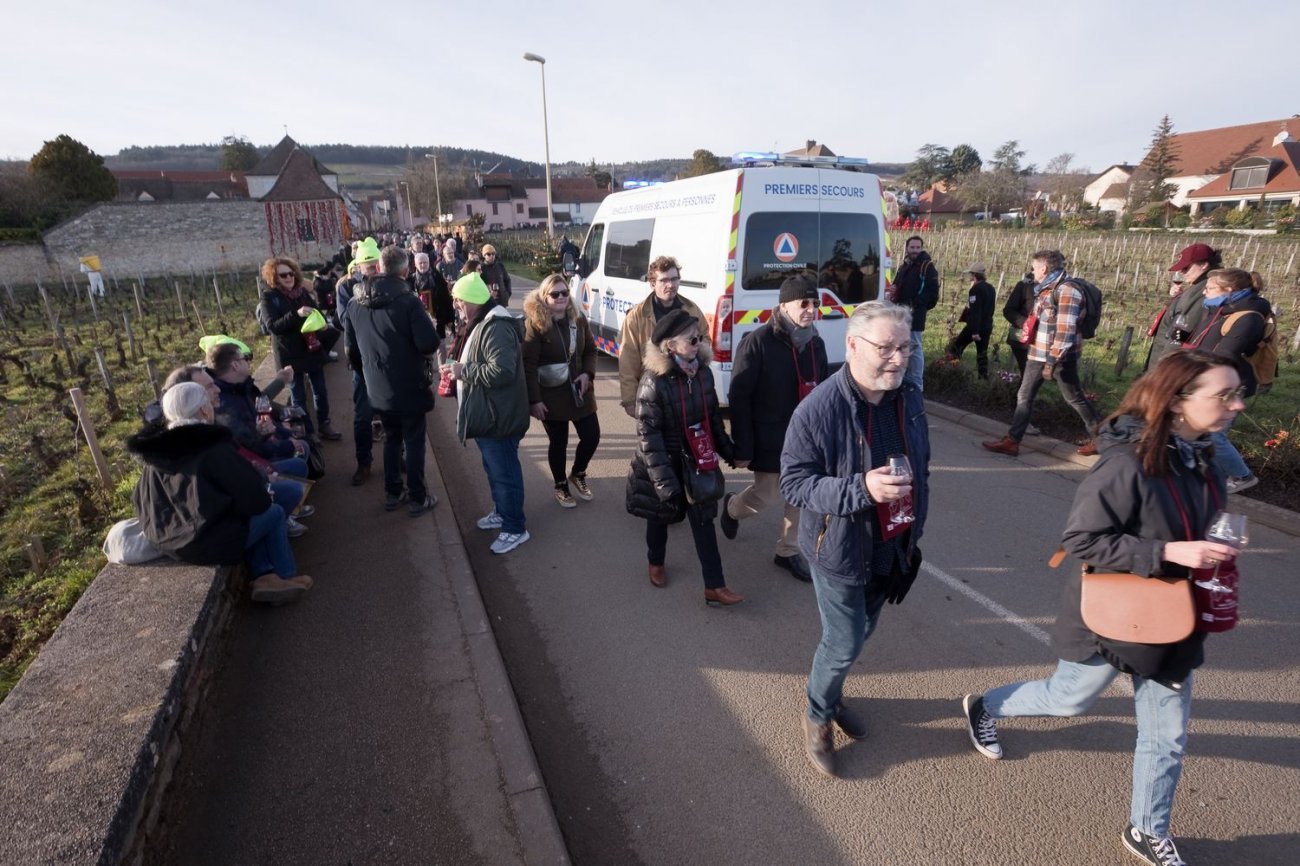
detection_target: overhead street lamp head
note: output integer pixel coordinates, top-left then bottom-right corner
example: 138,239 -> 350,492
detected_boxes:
523,52 -> 546,64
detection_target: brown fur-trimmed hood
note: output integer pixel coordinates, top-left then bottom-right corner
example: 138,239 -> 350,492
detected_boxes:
642,339 -> 713,377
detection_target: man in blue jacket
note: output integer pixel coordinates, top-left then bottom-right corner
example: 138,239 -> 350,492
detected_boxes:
781,301 -> 931,778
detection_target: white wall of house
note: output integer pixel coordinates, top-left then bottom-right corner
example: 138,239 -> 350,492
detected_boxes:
1097,194 -> 1128,213
1084,166 -> 1132,207
1166,175 -> 1218,207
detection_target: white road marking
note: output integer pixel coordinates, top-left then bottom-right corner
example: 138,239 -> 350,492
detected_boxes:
923,561 -> 1052,645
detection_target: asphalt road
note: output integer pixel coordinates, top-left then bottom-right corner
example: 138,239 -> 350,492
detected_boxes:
430,353 -> 1299,866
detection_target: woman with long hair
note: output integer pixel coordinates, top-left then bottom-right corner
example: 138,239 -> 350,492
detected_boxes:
962,350 -> 1244,866
258,256 -> 340,441
522,274 -> 600,507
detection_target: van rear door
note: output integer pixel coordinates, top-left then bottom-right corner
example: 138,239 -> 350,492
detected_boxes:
737,183 -> 882,370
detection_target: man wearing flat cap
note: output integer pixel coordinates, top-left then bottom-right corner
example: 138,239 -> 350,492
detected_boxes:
946,264 -> 996,379
721,274 -> 829,582
1145,243 -> 1220,372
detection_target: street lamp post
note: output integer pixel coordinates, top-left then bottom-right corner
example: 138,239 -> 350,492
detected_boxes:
523,52 -> 554,238
423,152 -> 443,229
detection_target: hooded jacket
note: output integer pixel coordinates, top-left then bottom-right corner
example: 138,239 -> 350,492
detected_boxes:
455,303 -> 529,442
727,311 -> 829,473
127,423 -> 271,565
1146,275 -> 1208,371
891,251 -> 940,332
521,291 -> 598,423
1185,290 -> 1272,397
625,341 -> 734,524
1056,414 -> 1225,683
780,366 -> 929,586
343,273 -> 440,414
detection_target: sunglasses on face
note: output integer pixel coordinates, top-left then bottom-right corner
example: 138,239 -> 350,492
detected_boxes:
796,299 -> 817,309
276,271 -> 295,279
548,290 -> 569,299
677,335 -> 701,346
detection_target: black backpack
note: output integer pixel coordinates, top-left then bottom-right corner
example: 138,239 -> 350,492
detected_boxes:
1053,277 -> 1103,340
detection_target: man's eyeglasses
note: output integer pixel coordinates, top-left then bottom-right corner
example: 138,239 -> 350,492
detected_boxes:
653,276 -> 681,286
855,336 -> 913,359
484,253 -> 496,258
796,299 -> 817,309
1180,386 -> 1247,405
548,290 -> 569,299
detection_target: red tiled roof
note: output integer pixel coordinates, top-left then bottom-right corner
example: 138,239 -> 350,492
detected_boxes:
1100,182 -> 1130,199
1188,140 -> 1300,199
1148,118 -> 1297,177
918,185 -> 964,213
261,148 -> 341,202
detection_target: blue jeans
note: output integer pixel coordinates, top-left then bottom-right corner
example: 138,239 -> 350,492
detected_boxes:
982,655 -> 1193,838
351,369 -> 373,466
903,330 -> 925,391
245,504 -> 297,577
1211,425 -> 1251,478
1008,357 -> 1099,442
476,436 -> 526,533
806,565 -> 888,725
271,455 -> 308,478
270,479 -> 304,513
381,410 -> 428,501
645,506 -> 724,589
289,367 -> 331,435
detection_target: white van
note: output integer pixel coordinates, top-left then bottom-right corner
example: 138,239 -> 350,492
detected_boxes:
571,154 -> 891,405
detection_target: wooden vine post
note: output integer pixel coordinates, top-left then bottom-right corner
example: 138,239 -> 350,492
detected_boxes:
68,387 -> 113,492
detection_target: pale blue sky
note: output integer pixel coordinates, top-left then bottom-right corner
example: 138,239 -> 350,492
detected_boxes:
9,0 -> 1297,173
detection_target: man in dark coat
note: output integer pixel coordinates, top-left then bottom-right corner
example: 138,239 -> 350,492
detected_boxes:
479,243 -> 513,307
1145,243 -> 1219,372
947,263 -> 997,379
343,245 -> 441,516
721,274 -> 829,582
888,235 -> 940,391
1001,270 -> 1036,374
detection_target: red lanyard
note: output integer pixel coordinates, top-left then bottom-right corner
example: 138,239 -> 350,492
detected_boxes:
1186,308 -> 1223,349
677,378 -> 711,434
791,343 -> 818,380
1163,473 -> 1221,541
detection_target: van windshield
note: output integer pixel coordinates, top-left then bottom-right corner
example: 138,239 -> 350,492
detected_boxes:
741,212 -> 881,303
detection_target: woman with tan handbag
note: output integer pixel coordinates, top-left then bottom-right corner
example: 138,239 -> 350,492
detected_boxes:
961,351 -> 1244,866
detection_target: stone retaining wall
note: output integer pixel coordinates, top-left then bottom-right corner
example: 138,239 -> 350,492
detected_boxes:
0,201 -> 347,285
0,562 -> 239,865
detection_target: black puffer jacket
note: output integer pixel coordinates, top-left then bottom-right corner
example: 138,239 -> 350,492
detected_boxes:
625,342 -> 734,524
1056,414 -> 1225,684
727,311 -> 828,473
127,423 -> 271,565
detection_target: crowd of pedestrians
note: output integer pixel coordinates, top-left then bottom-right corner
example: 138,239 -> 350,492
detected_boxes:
120,232 -> 1277,866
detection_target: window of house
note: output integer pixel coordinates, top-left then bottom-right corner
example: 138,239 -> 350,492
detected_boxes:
492,202 -> 499,215
1228,157 -> 1272,190
516,202 -> 524,214
466,204 -> 473,216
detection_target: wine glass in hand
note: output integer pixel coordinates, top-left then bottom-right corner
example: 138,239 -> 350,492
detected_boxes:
1205,511 -> 1248,577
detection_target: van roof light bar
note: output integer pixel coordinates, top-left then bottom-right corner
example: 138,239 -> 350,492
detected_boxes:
730,152 -> 870,169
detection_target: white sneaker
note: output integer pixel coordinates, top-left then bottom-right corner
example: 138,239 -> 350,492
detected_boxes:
476,510 -> 503,531
286,517 -> 308,538
1226,474 -> 1258,494
1025,424 -> 1041,436
490,530 -> 530,555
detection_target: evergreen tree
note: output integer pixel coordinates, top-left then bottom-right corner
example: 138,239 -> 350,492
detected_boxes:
28,135 -> 117,202
1141,114 -> 1180,205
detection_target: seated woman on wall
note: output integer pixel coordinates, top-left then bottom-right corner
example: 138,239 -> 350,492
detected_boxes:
127,382 -> 311,605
